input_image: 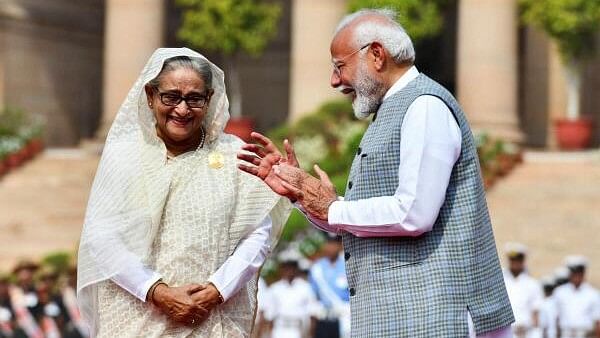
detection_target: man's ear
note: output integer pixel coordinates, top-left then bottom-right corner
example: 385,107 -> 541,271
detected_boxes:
369,42 -> 386,71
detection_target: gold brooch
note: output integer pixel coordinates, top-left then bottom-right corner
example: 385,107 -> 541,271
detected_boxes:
208,151 -> 225,169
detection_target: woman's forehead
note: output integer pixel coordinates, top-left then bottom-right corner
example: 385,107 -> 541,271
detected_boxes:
158,68 -> 206,90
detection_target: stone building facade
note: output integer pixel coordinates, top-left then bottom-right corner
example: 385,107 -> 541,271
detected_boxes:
1,0 -> 599,147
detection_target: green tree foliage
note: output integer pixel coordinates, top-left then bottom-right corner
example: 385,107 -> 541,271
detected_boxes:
519,0 -> 600,62
176,0 -> 281,57
348,0 -> 452,42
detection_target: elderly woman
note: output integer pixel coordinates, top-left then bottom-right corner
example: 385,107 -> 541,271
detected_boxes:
77,48 -> 290,337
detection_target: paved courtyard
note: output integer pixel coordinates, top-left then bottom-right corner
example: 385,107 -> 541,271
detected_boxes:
0,147 -> 599,286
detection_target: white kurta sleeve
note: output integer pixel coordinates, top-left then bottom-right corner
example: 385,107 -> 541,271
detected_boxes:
208,215 -> 272,301
111,262 -> 162,302
327,95 -> 462,237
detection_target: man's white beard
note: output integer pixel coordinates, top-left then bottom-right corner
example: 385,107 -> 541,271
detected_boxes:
352,60 -> 386,120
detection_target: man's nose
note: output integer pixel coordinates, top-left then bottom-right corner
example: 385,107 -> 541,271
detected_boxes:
330,70 -> 341,88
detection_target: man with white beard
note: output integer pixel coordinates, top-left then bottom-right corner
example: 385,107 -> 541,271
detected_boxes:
238,8 -> 514,338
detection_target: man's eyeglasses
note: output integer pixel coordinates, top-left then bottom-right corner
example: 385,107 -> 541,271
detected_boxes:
332,43 -> 371,78
153,88 -> 210,108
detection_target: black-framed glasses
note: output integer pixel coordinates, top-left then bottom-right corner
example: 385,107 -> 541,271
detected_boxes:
153,88 -> 210,108
332,43 -> 371,77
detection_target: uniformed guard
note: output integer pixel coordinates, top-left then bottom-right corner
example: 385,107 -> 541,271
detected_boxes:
267,249 -> 318,338
553,256 -> 600,338
502,242 -> 543,338
309,234 -> 350,338
538,276 -> 558,338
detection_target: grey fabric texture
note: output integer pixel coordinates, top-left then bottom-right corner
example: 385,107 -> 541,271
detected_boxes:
342,74 -> 514,337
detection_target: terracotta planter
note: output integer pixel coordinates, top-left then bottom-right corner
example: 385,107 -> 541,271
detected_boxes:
6,152 -> 23,169
29,138 -> 44,155
224,117 -> 255,142
555,118 -> 594,150
0,159 -> 6,177
496,154 -> 514,177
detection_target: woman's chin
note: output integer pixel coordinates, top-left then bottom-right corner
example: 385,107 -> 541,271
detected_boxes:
165,128 -> 193,143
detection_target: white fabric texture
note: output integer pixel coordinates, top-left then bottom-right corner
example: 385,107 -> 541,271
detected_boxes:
112,215 -> 273,302
76,48 -> 290,337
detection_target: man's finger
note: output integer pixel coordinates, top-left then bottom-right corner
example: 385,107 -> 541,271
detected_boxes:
280,180 -> 304,200
283,139 -> 299,167
250,132 -> 280,154
314,164 -> 335,190
240,144 -> 267,158
238,164 -> 259,177
237,153 -> 262,167
276,164 -> 309,185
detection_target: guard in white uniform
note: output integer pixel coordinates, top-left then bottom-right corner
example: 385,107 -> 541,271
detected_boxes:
267,252 -> 318,338
554,256 -> 600,338
538,276 -> 558,338
502,243 -> 543,338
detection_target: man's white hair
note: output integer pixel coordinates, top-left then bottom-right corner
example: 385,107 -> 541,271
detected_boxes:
334,8 -> 415,64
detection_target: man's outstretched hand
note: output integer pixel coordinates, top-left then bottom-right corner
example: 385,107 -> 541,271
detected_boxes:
237,132 -> 300,199
274,164 -> 337,221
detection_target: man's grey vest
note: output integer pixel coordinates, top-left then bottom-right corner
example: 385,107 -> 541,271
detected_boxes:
342,74 -> 514,337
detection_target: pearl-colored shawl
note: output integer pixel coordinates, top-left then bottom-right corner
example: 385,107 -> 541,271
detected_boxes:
77,48 -> 290,335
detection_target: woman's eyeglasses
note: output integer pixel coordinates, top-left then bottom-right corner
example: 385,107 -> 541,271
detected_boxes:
154,88 -> 210,108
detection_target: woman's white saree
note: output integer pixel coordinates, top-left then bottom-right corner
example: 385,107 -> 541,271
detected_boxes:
77,48 -> 290,337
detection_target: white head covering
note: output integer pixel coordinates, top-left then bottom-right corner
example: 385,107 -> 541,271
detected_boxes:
76,48 -> 288,334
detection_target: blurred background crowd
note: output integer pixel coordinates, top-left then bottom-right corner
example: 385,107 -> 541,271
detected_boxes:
0,237 -> 598,338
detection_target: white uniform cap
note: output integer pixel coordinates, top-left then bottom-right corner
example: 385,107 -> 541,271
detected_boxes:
298,258 -> 312,271
540,275 -> 555,287
277,246 -> 303,263
564,255 -> 588,269
554,267 -> 570,280
504,242 -> 528,258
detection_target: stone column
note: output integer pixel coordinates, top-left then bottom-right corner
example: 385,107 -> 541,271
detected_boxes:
98,0 -> 165,139
546,41 -> 568,149
457,0 -> 522,142
289,0 -> 346,121
0,35 -> 4,109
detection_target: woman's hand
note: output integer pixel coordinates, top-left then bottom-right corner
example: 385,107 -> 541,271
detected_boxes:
151,284 -> 210,326
190,283 -> 223,313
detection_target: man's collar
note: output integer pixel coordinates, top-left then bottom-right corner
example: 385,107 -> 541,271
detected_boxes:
383,65 -> 419,101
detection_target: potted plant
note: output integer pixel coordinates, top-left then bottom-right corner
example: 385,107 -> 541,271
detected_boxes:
176,0 -> 282,141
520,0 -> 600,150
0,144 -> 7,177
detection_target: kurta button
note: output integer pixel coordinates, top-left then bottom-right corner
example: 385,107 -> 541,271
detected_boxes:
349,287 -> 356,296
348,181 -> 353,189
357,147 -> 362,155
344,252 -> 351,261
